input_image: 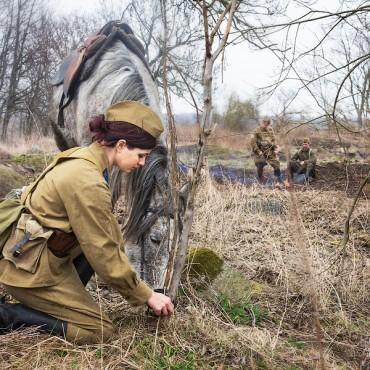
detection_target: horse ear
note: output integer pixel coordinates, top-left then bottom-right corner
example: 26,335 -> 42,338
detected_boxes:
179,182 -> 190,214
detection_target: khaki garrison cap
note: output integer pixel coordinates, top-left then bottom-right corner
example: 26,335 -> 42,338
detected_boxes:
105,101 -> 164,138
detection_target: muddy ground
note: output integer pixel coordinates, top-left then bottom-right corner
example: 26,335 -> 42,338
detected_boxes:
204,161 -> 370,198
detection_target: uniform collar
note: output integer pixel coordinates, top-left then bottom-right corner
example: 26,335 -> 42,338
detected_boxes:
87,142 -> 111,182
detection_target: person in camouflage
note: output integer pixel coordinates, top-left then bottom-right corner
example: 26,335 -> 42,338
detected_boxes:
250,118 -> 283,185
286,137 -> 317,185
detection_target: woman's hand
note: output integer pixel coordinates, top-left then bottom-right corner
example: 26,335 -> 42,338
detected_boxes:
147,291 -> 174,316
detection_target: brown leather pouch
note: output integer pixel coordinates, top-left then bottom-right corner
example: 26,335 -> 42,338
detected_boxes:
47,230 -> 78,257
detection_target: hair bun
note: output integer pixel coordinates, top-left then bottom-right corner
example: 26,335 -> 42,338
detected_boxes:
89,114 -> 108,133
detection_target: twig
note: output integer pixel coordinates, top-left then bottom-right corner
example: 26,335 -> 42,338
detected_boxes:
341,169 -> 370,255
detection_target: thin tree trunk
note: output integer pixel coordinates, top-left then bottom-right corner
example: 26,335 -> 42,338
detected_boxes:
169,0 -> 238,300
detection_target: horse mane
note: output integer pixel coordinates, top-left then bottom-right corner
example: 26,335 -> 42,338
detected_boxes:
123,145 -> 170,242
82,42 -> 150,104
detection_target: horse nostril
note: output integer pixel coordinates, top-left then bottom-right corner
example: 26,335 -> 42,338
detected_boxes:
150,234 -> 161,244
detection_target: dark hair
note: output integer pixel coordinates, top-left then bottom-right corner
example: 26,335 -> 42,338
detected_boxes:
89,114 -> 156,149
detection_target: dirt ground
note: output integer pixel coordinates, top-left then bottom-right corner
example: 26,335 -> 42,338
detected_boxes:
312,162 -> 370,197
205,162 -> 370,198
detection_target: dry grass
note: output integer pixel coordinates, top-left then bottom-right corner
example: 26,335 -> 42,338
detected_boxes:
1,174 -> 369,369
0,134 -> 58,156
176,124 -> 248,152
0,126 -> 369,369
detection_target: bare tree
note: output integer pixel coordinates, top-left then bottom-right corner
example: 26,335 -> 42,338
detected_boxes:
122,0 -> 204,108
0,0 -> 39,140
249,1 -> 370,132
0,2 -> 101,142
167,0 -> 239,299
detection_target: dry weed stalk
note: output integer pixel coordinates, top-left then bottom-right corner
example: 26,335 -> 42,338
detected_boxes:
286,191 -> 327,370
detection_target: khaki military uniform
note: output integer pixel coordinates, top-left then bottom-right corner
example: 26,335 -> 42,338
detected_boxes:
0,143 -> 152,343
250,126 -> 280,170
289,148 -> 317,176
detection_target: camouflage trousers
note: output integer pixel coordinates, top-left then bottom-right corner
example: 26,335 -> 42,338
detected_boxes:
253,153 -> 280,170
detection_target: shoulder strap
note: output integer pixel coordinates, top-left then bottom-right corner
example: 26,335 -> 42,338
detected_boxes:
21,146 -> 105,204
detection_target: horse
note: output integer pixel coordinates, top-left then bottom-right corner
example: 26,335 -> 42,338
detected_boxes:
48,21 -> 185,290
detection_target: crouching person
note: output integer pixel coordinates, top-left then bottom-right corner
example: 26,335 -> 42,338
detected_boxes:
286,137 -> 317,186
0,101 -> 174,344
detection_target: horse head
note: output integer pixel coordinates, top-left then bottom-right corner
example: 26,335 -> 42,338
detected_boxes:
48,21 -> 184,291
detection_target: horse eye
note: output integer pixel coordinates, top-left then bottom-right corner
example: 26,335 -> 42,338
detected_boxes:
150,234 -> 161,244
122,67 -> 132,72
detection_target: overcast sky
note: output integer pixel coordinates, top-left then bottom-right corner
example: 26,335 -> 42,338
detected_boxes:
50,0 -> 347,115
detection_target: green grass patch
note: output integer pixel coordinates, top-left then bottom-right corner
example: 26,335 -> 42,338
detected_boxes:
135,338 -> 197,370
177,144 -> 252,169
52,348 -> 69,357
218,293 -> 263,326
287,336 -> 306,349
213,266 -> 264,304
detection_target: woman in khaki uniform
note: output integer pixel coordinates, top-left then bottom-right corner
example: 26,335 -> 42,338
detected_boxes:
0,101 -> 174,344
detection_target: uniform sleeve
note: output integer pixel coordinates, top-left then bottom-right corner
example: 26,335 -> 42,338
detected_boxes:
291,151 -> 300,162
307,150 -> 317,165
268,128 -> 277,149
53,161 -> 152,306
250,130 -> 260,153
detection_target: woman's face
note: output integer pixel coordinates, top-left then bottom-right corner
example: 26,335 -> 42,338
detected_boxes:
114,140 -> 152,173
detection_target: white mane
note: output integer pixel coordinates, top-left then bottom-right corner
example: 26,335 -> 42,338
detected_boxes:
49,40 -> 161,146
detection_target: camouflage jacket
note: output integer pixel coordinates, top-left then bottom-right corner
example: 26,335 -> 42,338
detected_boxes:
251,126 -> 277,154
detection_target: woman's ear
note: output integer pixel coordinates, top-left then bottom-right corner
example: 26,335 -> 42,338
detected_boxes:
115,139 -> 127,152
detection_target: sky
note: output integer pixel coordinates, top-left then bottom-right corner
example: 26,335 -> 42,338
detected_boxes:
49,0 -> 348,116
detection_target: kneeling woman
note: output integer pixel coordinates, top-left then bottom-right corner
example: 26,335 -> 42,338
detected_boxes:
0,101 -> 174,343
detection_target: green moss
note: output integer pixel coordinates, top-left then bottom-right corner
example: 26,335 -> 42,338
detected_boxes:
186,246 -> 224,282
0,165 -> 26,198
10,153 -> 52,171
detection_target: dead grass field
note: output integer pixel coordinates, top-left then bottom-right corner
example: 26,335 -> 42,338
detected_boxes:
0,128 -> 369,369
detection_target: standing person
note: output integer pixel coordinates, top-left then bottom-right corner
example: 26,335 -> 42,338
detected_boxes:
286,137 -> 317,186
250,118 -> 283,186
0,101 -> 174,344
